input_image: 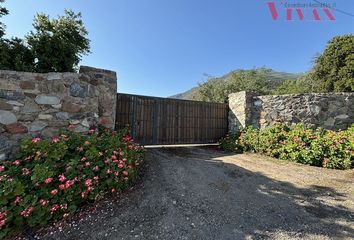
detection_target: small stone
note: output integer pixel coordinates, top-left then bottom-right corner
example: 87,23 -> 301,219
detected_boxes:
172,201 -> 176,205
0,110 -> 17,124
6,101 -> 24,107
73,125 -> 89,133
0,100 -> 13,110
23,99 -> 40,113
29,121 -> 48,132
70,120 -> 80,125
42,127 -> 58,138
38,114 -> 53,120
62,101 -> 82,113
0,90 -> 25,100
35,95 -> 60,105
0,153 -> 7,161
336,114 -> 349,119
81,118 -> 90,128
19,114 -> 36,122
19,81 -> 35,90
5,123 -> 28,134
70,83 -> 87,98
47,73 -> 62,81
56,112 -> 70,120
51,104 -> 62,109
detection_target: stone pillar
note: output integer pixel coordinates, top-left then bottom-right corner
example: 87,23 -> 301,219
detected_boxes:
79,66 -> 117,129
228,91 -> 256,133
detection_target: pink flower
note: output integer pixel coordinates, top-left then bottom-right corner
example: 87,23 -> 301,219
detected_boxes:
81,192 -> 86,198
106,169 -> 112,174
119,151 -> 124,156
51,189 -> 58,196
85,162 -> 91,166
32,137 -> 41,143
80,157 -> 87,162
112,155 -> 117,160
0,166 -> 4,172
123,171 -> 129,176
0,211 -> 8,220
84,141 -> 91,145
59,184 -> 65,190
65,179 -> 75,189
51,137 -> 60,143
93,176 -> 99,181
118,163 -> 124,169
58,174 -> 66,182
88,129 -> 95,134
44,177 -> 53,184
93,166 -> 99,171
114,172 -> 119,176
20,207 -> 34,217
98,152 -> 104,156
12,160 -> 21,166
0,219 -> 6,228
68,124 -> 75,129
87,186 -> 93,192
14,196 -> 22,204
22,168 -> 31,176
85,179 -> 92,187
25,155 -> 33,161
40,199 -> 48,206
111,188 -> 116,193
50,204 -> 59,214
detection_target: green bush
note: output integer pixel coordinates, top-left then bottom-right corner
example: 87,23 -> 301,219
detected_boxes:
221,123 -> 354,170
0,127 -> 144,239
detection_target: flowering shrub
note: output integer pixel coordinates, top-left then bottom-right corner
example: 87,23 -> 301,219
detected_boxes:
0,126 -> 144,239
221,123 -> 354,170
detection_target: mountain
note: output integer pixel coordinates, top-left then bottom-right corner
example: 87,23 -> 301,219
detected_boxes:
170,68 -> 301,100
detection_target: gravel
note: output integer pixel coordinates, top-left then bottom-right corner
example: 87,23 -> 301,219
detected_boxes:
17,147 -> 354,240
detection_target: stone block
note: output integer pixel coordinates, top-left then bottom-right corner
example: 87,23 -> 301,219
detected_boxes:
5,123 -> 28,134
35,95 -> 60,105
0,110 -> 17,124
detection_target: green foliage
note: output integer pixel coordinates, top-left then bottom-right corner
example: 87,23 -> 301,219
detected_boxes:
0,38 -> 34,72
0,0 -> 9,38
0,127 -> 144,239
26,10 -> 90,72
312,34 -> 354,92
220,124 -> 354,170
220,132 -> 243,153
273,73 -> 318,95
195,68 -> 285,103
0,7 -> 90,73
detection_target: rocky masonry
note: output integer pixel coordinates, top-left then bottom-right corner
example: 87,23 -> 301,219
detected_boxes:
229,91 -> 354,133
0,66 -> 117,160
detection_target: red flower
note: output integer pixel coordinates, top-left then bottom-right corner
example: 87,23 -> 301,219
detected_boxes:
32,137 -> 41,143
59,184 -> 66,190
0,166 -> 4,172
0,219 -> 6,228
85,179 -> 92,187
40,199 -> 48,206
58,174 -> 66,182
50,204 -> 59,214
22,168 -> 31,176
44,177 -> 53,184
51,189 -> 58,196
12,160 -> 21,166
20,207 -> 34,217
51,137 -> 60,143
14,196 -> 22,204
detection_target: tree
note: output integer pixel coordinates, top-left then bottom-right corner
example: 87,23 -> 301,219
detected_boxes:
0,0 -> 9,38
0,37 -> 34,71
273,73 -> 318,95
195,68 -> 273,103
26,10 -> 90,72
312,34 -> 354,92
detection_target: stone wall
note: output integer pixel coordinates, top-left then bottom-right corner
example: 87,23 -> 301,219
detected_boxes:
0,66 -> 117,160
229,91 -> 354,133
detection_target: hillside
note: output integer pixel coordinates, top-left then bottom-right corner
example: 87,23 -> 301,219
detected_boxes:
170,69 -> 301,100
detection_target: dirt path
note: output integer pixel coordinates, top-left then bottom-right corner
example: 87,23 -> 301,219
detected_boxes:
37,147 -> 354,240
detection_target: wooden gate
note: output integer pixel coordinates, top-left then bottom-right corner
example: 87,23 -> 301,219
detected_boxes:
115,93 -> 229,145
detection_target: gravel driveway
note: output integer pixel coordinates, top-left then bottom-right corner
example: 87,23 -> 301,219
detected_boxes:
34,147 -> 354,240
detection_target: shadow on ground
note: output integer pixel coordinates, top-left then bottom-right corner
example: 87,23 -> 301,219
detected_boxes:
35,147 -> 353,240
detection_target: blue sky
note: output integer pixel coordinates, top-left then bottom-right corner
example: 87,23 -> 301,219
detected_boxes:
2,0 -> 354,97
